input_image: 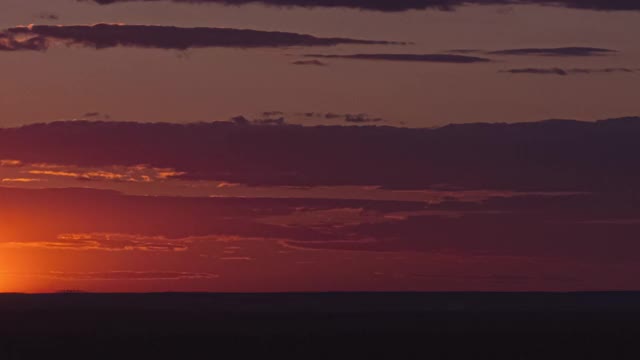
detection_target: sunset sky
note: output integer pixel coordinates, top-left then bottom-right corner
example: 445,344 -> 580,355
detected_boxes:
1,0 -> 639,293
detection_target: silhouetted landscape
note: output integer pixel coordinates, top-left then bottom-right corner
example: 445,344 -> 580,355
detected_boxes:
2,292 -> 640,359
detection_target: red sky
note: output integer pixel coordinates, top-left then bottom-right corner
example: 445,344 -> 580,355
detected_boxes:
0,0 -> 639,293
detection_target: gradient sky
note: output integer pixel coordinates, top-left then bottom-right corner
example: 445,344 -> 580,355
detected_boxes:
0,0 -> 639,293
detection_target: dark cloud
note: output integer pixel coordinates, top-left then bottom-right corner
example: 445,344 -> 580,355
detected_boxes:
451,47 -> 617,57
83,0 -> 640,12
252,117 -> 287,125
245,111 -> 391,125
305,53 -> 491,63
570,67 -> 636,74
2,117 -> 640,192
488,47 -> 616,57
502,67 -> 570,76
323,112 -> 342,119
0,24 -> 402,52
301,112 -> 386,123
344,114 -> 384,123
262,111 -> 285,116
230,115 -> 286,125
291,59 -> 328,66
230,115 -> 251,125
501,67 -> 637,76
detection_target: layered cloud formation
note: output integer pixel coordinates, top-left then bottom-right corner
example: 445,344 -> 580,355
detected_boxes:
0,0 -> 638,294
1,117 -> 639,191
2,187 -> 640,267
2,185 -> 637,290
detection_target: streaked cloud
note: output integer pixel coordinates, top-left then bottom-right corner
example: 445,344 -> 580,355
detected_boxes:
451,47 -> 617,57
488,47 -> 617,57
305,53 -> 491,63
1,178 -> 44,183
501,67 -> 637,76
42,271 -> 219,281
0,160 -> 24,168
15,163 -> 185,183
3,233 -> 192,252
83,0 -> 640,12
0,24 -> 403,52
291,59 -> 328,66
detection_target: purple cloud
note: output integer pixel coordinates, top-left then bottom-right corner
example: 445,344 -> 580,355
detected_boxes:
1,24 -> 403,52
83,0 -> 640,12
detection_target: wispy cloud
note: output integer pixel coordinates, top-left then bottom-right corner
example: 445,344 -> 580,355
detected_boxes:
42,271 -> 219,281
3,233 -> 192,252
1,178 -> 44,183
300,112 -> 386,123
501,67 -> 637,76
291,59 -> 328,66
305,53 -> 491,63
83,0 -> 640,12
0,24 -> 404,52
488,47 -> 616,57
451,47 -> 617,57
17,163 -> 185,183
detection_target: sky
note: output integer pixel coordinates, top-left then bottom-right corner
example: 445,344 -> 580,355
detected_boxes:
0,0 -> 639,293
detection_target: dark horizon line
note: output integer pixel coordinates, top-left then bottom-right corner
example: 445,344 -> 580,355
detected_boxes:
2,115 -> 639,130
3,290 -> 640,295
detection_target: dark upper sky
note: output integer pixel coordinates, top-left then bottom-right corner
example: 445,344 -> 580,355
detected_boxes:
0,0 -> 639,293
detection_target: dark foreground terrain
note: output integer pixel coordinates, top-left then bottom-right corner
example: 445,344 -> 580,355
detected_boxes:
1,292 -> 640,359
